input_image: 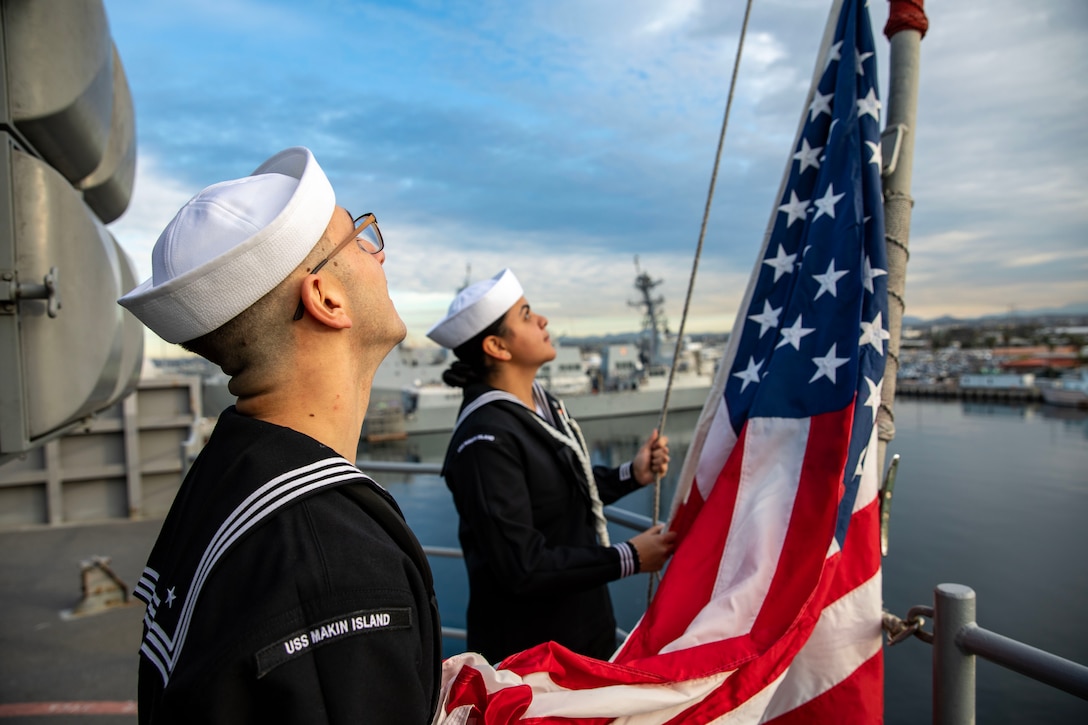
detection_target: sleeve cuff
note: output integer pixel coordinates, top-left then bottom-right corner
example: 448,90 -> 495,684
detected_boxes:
614,541 -> 640,577
619,461 -> 633,481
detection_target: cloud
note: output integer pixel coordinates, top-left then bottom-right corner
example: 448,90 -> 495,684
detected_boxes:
102,0 -> 1088,345
1003,248 -> 1088,270
384,215 -> 746,345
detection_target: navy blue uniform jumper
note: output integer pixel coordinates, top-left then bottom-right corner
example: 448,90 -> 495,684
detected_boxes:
134,408 -> 440,724
441,383 -> 642,664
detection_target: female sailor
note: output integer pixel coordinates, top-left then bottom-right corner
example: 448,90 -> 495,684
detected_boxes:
427,268 -> 677,664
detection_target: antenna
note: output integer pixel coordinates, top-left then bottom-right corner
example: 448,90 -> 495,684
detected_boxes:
628,256 -> 667,366
456,263 -> 472,294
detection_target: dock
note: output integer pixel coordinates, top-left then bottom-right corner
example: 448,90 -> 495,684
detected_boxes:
895,380 -> 1043,403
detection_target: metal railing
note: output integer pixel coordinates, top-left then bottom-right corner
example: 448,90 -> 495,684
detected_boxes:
886,584 -> 1088,723
929,584 -> 1088,723
359,458 -> 654,545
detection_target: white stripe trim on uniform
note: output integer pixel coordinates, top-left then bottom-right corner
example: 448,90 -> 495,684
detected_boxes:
151,459 -> 361,674
133,568 -> 159,605
139,456 -> 367,686
452,383 -> 611,546
452,389 -> 527,436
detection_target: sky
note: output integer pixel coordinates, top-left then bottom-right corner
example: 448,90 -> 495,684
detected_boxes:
101,0 -> 1088,353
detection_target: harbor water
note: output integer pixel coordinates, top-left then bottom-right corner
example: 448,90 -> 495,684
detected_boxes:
358,397 -> 1088,724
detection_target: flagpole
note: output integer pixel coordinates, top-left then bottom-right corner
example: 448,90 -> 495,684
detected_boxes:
876,0 -> 928,482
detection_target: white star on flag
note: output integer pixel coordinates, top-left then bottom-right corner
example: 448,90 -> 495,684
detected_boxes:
857,86 -> 881,120
856,50 -> 874,75
777,190 -> 810,227
732,356 -> 764,392
793,138 -> 823,174
863,375 -> 883,423
824,40 -> 843,71
859,311 -> 891,353
812,183 -> 845,221
813,259 -> 849,299
748,300 -> 782,338
809,90 -> 833,121
776,315 -> 816,350
809,342 -> 849,383
763,244 -> 798,283
862,254 -> 887,292
865,140 -> 881,167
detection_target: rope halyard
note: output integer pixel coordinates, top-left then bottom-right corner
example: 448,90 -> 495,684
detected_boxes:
647,0 -> 756,604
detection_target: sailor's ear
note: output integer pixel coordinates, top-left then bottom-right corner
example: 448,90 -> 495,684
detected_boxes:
298,274 -> 353,330
481,334 -> 511,361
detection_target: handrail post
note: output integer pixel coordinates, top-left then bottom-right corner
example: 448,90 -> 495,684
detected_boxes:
933,583 -> 976,725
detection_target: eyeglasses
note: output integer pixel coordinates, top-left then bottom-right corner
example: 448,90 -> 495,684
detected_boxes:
292,213 -> 384,321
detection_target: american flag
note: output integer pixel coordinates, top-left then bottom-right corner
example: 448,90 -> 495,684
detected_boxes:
431,0 -> 887,721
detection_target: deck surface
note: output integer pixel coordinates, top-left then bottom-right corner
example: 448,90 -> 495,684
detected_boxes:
0,519 -> 163,723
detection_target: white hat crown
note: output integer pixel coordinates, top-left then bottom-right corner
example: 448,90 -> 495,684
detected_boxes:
426,268 -> 524,349
117,146 -> 336,344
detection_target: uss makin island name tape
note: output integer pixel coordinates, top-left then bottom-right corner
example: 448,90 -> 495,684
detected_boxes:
255,607 -> 412,678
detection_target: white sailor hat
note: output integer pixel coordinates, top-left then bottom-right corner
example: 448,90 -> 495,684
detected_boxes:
118,146 -> 336,344
426,268 -> 524,349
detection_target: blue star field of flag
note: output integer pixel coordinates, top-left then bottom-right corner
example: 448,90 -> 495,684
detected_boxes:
723,0 -> 889,545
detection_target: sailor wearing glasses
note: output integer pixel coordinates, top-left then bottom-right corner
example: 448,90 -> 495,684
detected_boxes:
119,147 -> 439,723
428,269 -> 677,665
